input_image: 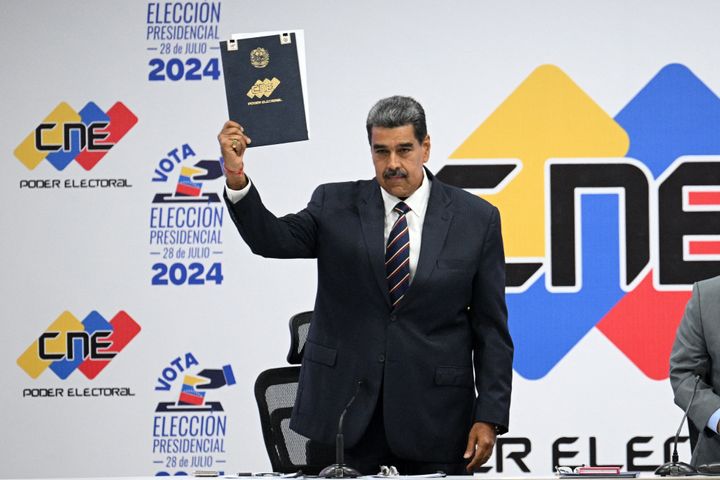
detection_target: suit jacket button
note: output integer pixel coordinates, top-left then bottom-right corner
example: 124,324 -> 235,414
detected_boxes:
378,354 -> 385,363
390,315 -> 397,322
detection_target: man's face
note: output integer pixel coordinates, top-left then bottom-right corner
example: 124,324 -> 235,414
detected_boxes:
370,125 -> 430,199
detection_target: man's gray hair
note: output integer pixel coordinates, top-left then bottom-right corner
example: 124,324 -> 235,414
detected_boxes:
366,96 -> 427,144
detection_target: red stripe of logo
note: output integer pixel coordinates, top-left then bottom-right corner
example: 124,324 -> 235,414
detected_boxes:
78,311 -> 141,379
688,240 -> 720,255
688,191 -> 720,206
75,102 -> 138,171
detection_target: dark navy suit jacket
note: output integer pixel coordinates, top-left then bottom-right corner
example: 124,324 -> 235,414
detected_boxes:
225,169 -> 513,462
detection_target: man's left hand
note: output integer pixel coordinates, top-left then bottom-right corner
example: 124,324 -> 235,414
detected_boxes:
464,421 -> 496,472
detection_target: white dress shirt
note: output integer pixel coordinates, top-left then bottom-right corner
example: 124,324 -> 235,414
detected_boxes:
225,178 -> 253,203
709,407 -> 720,433
379,169 -> 431,283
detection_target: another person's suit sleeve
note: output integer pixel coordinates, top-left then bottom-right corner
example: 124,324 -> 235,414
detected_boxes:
469,206 -> 513,433
670,282 -> 720,435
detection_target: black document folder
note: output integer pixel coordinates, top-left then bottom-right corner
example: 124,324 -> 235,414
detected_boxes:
220,32 -> 308,147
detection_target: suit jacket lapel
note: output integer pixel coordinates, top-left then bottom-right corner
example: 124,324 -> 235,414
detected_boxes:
402,174 -> 453,307
358,179 -> 391,307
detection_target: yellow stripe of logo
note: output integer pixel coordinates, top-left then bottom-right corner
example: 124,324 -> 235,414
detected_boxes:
17,311 -> 84,378
14,102 -> 81,170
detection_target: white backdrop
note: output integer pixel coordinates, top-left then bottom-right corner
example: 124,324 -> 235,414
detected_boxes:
2,0 -> 720,477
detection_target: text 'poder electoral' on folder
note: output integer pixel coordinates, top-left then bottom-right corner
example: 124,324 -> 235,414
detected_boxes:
220,30 -> 309,148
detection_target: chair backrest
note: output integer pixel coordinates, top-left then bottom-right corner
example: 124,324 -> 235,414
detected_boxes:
287,311 -> 313,364
254,366 -> 334,473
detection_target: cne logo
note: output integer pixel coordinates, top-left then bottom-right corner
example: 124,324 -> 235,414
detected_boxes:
438,64 -> 720,381
247,78 -> 280,99
14,101 -> 138,171
17,311 -> 141,379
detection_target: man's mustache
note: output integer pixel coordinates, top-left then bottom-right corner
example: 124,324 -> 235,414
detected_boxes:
383,168 -> 408,179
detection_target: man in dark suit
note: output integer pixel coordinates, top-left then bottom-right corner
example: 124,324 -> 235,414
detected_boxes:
219,96 -> 513,474
670,274 -> 720,465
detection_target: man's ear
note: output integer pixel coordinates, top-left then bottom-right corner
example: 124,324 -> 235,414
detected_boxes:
423,135 -> 431,163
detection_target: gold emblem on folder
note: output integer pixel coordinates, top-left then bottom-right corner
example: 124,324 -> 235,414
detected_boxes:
247,78 -> 281,99
250,47 -> 269,68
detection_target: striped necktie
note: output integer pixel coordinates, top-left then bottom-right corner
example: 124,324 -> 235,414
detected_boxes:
386,201 -> 411,309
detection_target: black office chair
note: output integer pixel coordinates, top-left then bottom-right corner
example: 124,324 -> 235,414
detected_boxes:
254,312 -> 333,474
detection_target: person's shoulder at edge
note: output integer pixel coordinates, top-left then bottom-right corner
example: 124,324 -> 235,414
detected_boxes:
697,274 -> 720,293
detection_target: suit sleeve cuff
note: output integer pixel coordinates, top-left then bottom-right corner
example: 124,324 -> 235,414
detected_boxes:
225,178 -> 253,203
